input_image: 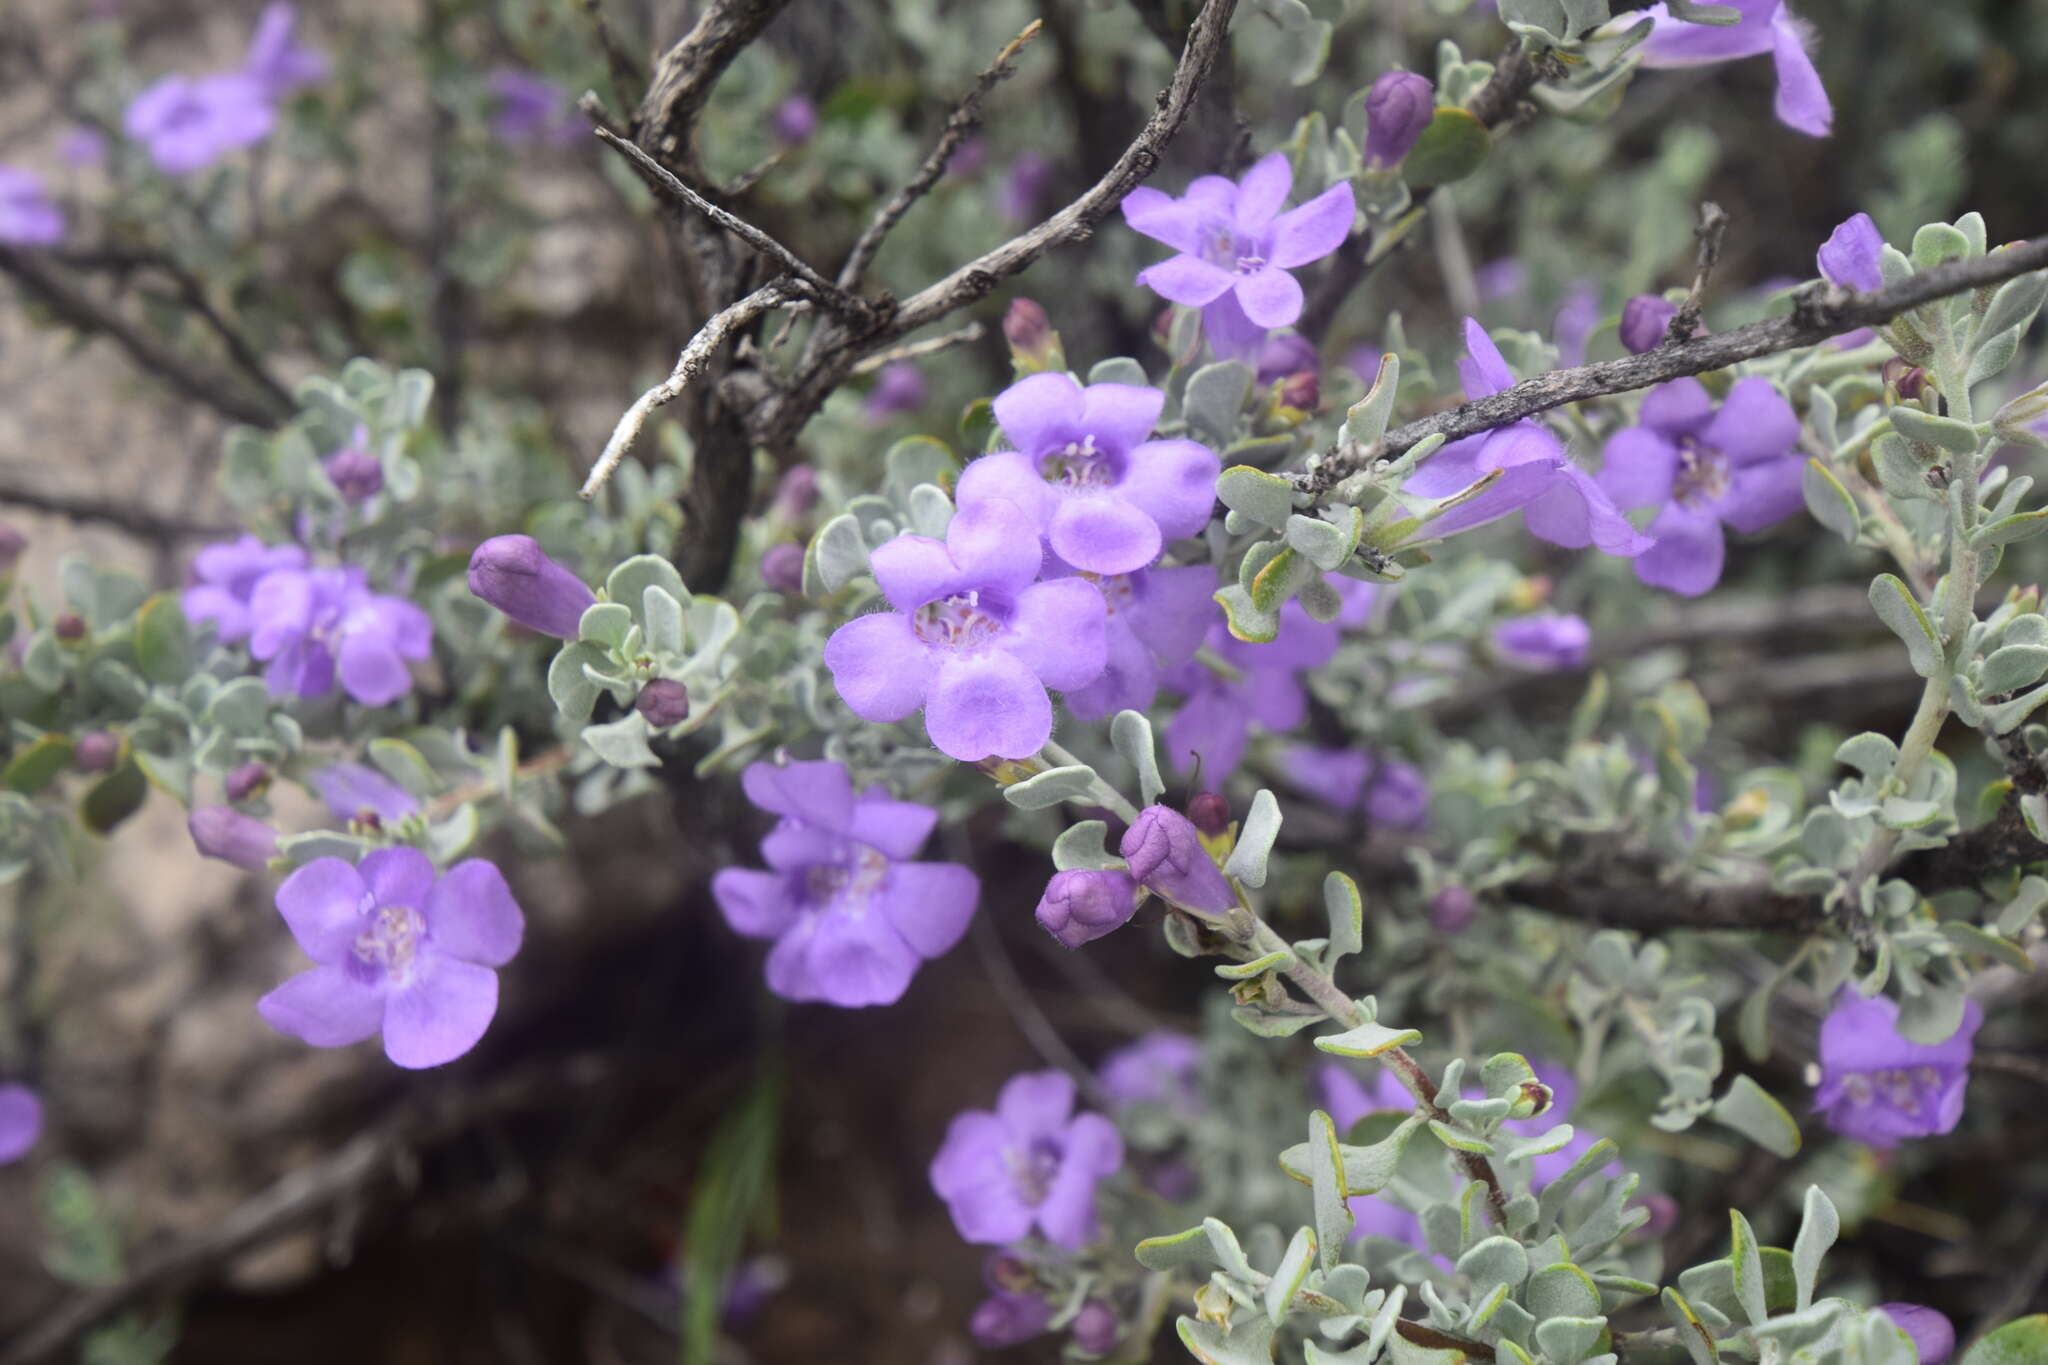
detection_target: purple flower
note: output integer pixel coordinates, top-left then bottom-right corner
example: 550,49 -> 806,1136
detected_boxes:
488,69 -> 581,147
1035,869 -> 1140,948
929,1070 -> 1123,1248
635,678 -> 691,727
59,127 -> 107,169
250,567 -> 432,704
971,1293 -> 1053,1348
1597,376 -> 1804,596
189,805 -> 280,868
1099,1031 -> 1203,1112
1402,319 -> 1650,557
960,373 -> 1220,577
1818,212 -> 1884,291
999,150 -> 1055,223
1814,991 -> 1983,1147
1163,604 -> 1339,778
1120,805 -> 1235,915
313,761 -> 419,825
1635,0 -> 1831,138
1876,1305 -> 1955,1365
1364,71 -> 1434,170
712,760 -> 978,1007
1122,152 -> 1356,362
822,498 -> 1106,761
1430,885 -> 1476,933
181,535 -> 309,644
1493,613 -> 1590,670
1620,294 -> 1679,354
1282,746 -> 1430,829
324,441 -> 383,502
0,1084 -> 44,1165
1059,560 -> 1218,721
74,731 -> 120,774
242,4 -> 328,100
124,73 -> 276,175
760,542 -> 805,595
258,850 -> 525,1069
772,95 -> 817,145
863,361 -> 927,422
771,465 -> 819,521
467,534 -> 596,639
0,166 -> 64,246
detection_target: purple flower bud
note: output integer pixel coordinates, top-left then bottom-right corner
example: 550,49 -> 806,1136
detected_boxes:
1003,297 -> 1060,369
225,761 -> 272,802
1430,885 -> 1475,934
770,465 -> 818,521
772,95 -> 817,146
1818,213 -> 1884,292
53,612 -> 86,642
1877,1305 -> 1955,1365
635,678 -> 691,728
1883,356 -> 1928,403
1619,295 -> 1678,355
1255,332 -> 1320,386
1633,1191 -> 1680,1238
1364,71 -> 1434,170
74,731 -> 120,774
1187,791 -> 1231,837
1035,869 -> 1140,948
59,126 -> 107,168
1279,369 -> 1320,412
982,1251 -> 1036,1294
760,542 -> 805,595
467,534 -> 596,639
0,524 -> 25,574
970,1292 -> 1052,1349
863,361 -> 927,422
1120,806 -> 1236,916
0,1083 -> 43,1166
188,805 -> 279,869
1071,1302 -> 1119,1356
323,445 -> 383,502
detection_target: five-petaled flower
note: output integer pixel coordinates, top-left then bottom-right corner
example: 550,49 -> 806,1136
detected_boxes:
1633,0 -> 1832,138
1814,990 -> 1982,1147
242,3 -> 329,100
1056,557 -> 1219,722
961,375 -> 1220,577
929,1070 -> 1124,1249
822,498 -> 1106,760
1163,604 -> 1339,779
1098,1030 -> 1203,1114
712,759 -> 978,1007
125,73 -> 276,175
0,166 -> 64,247
250,566 -> 433,704
1122,152 -> 1355,362
181,534 -> 310,644
258,849 -> 526,1069
1598,376 -> 1805,596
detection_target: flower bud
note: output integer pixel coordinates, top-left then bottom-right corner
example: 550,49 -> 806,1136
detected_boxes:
1071,1302 -> 1119,1357
1035,869 -> 1139,948
1363,71 -> 1433,170
760,542 -> 805,595
1120,806 -> 1236,916
772,95 -> 817,145
1429,885 -> 1476,934
1817,212 -> 1884,292
54,612 -> 87,642
1509,1079 -> 1554,1120
467,534 -> 596,639
1278,369 -> 1320,413
1619,294 -> 1678,354
323,445 -> 384,502
1256,332 -> 1319,385
74,731 -> 120,774
770,465 -> 818,522
863,361 -> 927,422
970,1292 -> 1052,1349
982,1251 -> 1036,1295
225,761 -> 272,803
1632,1191 -> 1680,1238
188,805 -> 279,869
0,524 -> 25,575
1876,1305 -> 1955,1365
1187,791 -> 1231,837
1003,298 -> 1064,374
1882,356 -> 1927,403
635,678 -> 691,728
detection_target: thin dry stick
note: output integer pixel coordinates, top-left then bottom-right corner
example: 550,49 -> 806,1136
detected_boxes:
835,19 -> 1046,290
1666,199 -> 1730,343
848,322 -> 984,375
582,280 -> 795,500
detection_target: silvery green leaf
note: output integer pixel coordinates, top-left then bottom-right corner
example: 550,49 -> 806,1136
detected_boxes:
1325,872 -> 1363,961
1535,1137 -> 1621,1227
1218,948 -> 1295,980
1953,1312 -> 2048,1365
883,435 -> 958,503
643,585 -> 685,655
1233,1006 -> 1326,1037
808,513 -> 870,595
1315,1015 -> 1423,1059
1869,574 -> 1944,677
1728,1210 -> 1767,1327
579,601 -> 634,649
1179,1314 -> 1278,1365
685,598 -> 739,660
1504,1124 -> 1575,1164
1977,272 -> 2048,350
1911,221 -> 1972,270
1801,459 -> 1861,544
1660,1289 -> 1718,1365
1224,788 -> 1282,887
582,714 -> 659,768
1747,1300 -> 1847,1353
1217,465 -> 1300,531
1307,1111 -> 1353,1270
1808,384 -> 1841,452
1135,1224 -> 1216,1271
1664,0 -> 1739,19
368,738 -> 439,797
1835,731 -> 1900,778
207,677 -> 272,736
1279,1113 -> 1426,1194
547,642 -> 609,724
1427,1118 -> 1495,1154
1874,434 -> 1938,503
1791,1186 -> 1838,1313
1979,679 -> 2048,734
426,803 -> 479,861
604,554 -> 688,611
1709,1075 -> 1800,1156
1217,583 -> 1283,644
90,659 -> 147,709
1389,1331 -> 1468,1365
1051,819 -> 1117,871
1297,573 -> 1344,622
276,829 -> 370,865
1346,353 -> 1402,447
1205,1217 -> 1256,1281
1973,507 -> 2048,546
1185,361 -> 1256,447
1534,1318 -> 1607,1365
1287,509 -> 1364,572
1111,709 -> 1166,805
1895,981 -> 1969,1044
1459,1236 -> 1530,1292
1526,1263 -> 1602,1321
1997,875 -> 2048,936
1983,644 -> 2048,694
1968,325 -> 2023,388
1890,405 -> 1981,455
906,482 -> 954,539
1087,357 -> 1149,388
1266,1226 -> 1318,1325
1003,764 -> 1098,810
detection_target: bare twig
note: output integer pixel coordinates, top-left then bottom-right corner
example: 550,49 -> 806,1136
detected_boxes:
847,321 -> 984,375
1302,234 -> 2048,490
576,0 -> 644,112
593,127 -> 860,314
0,483 -> 233,541
583,280 -> 795,500
835,19 -> 1045,290
1666,200 -> 1729,343
633,0 -> 792,161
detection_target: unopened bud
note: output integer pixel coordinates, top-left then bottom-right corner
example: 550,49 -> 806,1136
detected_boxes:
1430,885 -> 1476,934
1071,1302 -> 1119,1357
54,612 -> 86,642
1035,869 -> 1139,948
188,806 -> 279,869
770,465 -> 818,521
323,444 -> 384,502
1277,369 -> 1320,412
1363,71 -> 1433,170
1187,791 -> 1231,837
1509,1079 -> 1554,1120
1121,806 -> 1235,916
760,542 -> 805,595
1882,356 -> 1928,404
467,534 -> 597,639
74,731 -> 120,773
772,95 -> 817,146
635,678 -> 691,728
1619,295 -> 1678,355
1003,298 -> 1064,375
225,761 -> 272,803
